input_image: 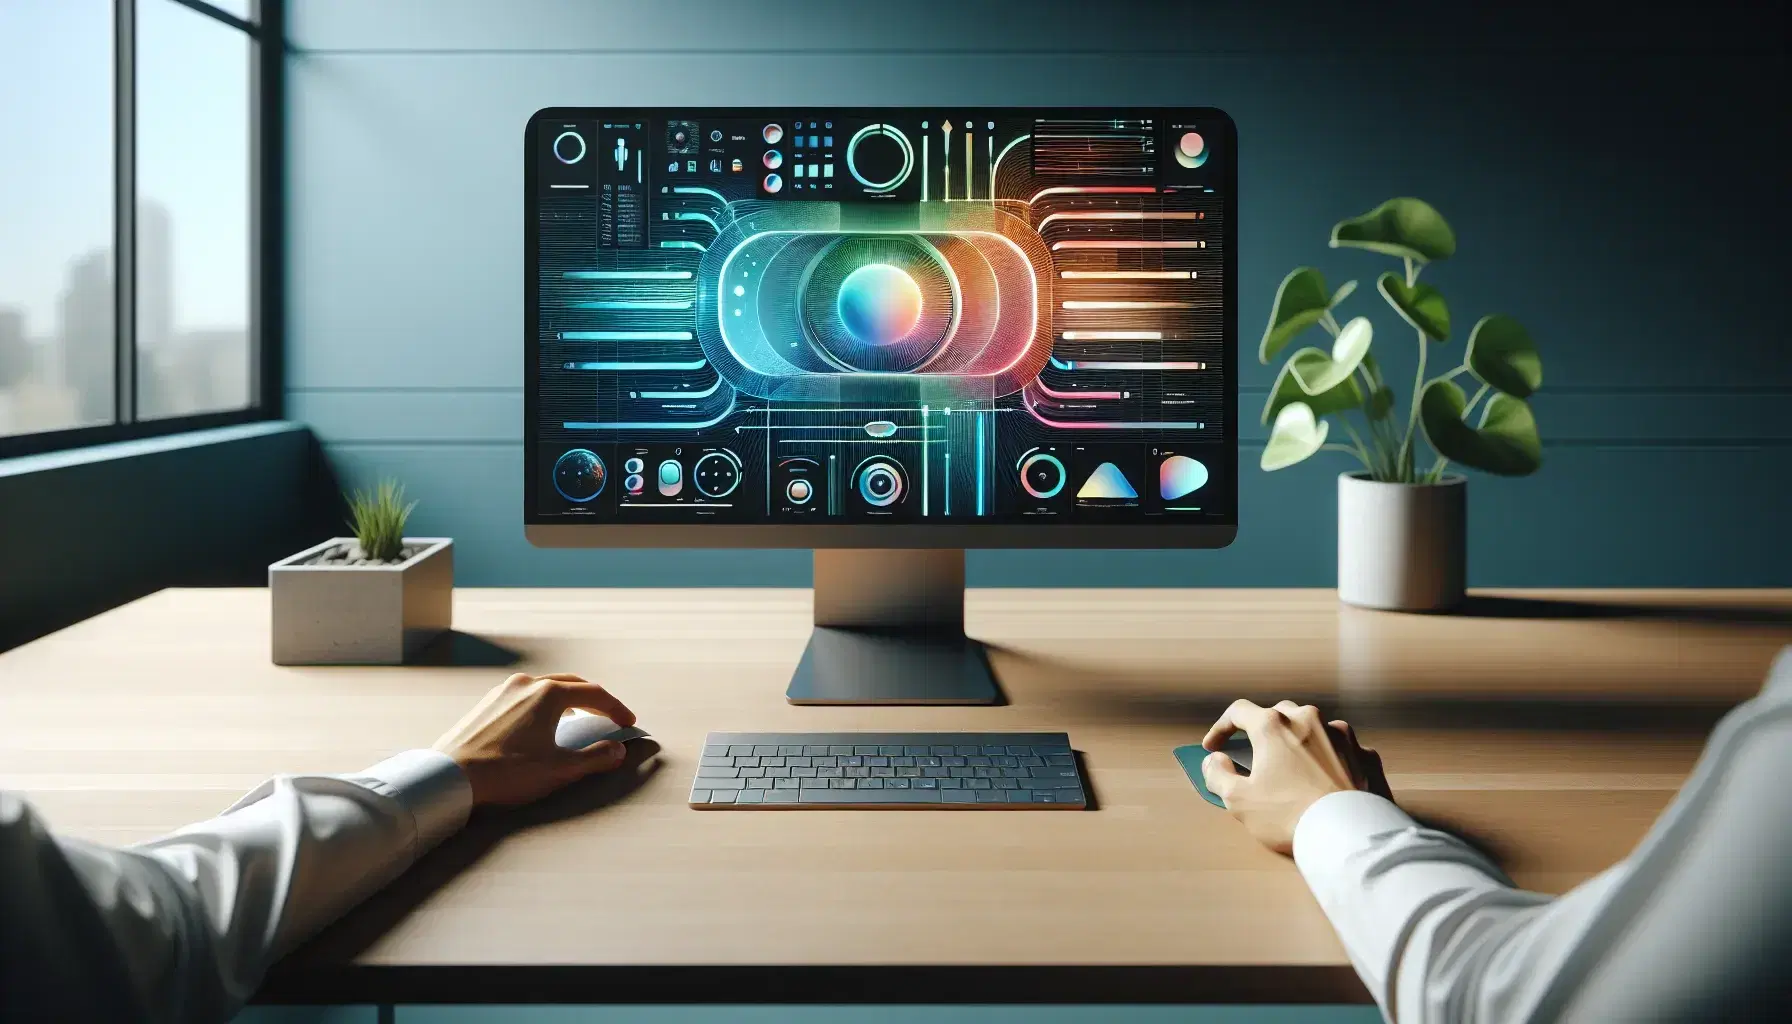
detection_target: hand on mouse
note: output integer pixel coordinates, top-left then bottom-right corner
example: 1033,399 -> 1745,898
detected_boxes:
433,672 -> 638,807
1200,699 -> 1391,855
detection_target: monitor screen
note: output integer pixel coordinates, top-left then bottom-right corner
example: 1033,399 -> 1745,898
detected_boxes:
526,108 -> 1235,539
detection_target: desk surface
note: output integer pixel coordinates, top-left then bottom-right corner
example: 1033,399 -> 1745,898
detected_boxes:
3,587 -> 1790,1005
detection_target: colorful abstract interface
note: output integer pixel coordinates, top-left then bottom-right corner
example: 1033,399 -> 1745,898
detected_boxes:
529,109 -> 1234,526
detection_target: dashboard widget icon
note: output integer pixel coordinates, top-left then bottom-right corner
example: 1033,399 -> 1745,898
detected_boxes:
1077,462 -> 1138,500
667,120 -> 698,154
851,456 -> 908,510
763,150 -> 783,169
1159,454 -> 1209,501
624,457 -> 644,475
1017,449 -> 1067,500
762,123 -> 784,144
775,457 -> 827,516
552,449 -> 607,503
763,172 -> 783,193
657,459 -> 683,497
693,449 -> 743,499
624,474 -> 645,495
552,130 -> 586,165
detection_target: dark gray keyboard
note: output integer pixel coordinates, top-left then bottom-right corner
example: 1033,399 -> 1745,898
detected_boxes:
690,732 -> 1086,809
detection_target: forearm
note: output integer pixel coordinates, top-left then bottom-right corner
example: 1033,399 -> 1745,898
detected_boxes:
0,750 -> 470,1024
1293,791 -> 1624,1023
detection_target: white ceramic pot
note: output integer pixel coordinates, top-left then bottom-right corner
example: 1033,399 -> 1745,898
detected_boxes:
269,537 -> 453,664
1337,473 -> 1465,612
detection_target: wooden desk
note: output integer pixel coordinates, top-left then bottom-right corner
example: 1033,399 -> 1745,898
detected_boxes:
3,588 -> 1789,1005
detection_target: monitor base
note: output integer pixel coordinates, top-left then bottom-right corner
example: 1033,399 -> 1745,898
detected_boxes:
785,627 -> 1000,705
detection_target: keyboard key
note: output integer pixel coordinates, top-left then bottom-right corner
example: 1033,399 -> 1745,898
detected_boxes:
918,756 -> 942,767
698,766 -> 739,778
1020,777 -> 1077,789
1019,756 -> 1044,767
871,767 -> 894,777
1061,788 -> 1085,804
800,777 -> 829,789
993,778 -> 1018,789
813,756 -> 837,768
735,756 -> 759,768
939,778 -> 963,789
792,767 -> 817,778
1031,766 -> 1077,778
841,756 -> 864,768
896,766 -> 920,777
867,756 -> 889,767
887,777 -> 912,788
860,777 -> 884,790
706,777 -> 747,789
1002,767 -> 1029,778
778,745 -> 802,756
832,778 -> 857,789
931,745 -> 954,756
775,778 -> 799,789
765,789 -> 799,803
915,778 -> 940,789
967,778 -> 992,789
690,789 -> 711,802
817,767 -> 843,778
949,768 -> 973,778
993,756 -> 1018,767
801,789 -> 941,804
747,778 -> 772,789
738,789 -> 764,803
846,767 -> 870,778
879,745 -> 903,756
728,745 -> 754,757
854,745 -> 879,755
944,756 -> 967,767
803,745 -> 828,756
1007,746 -> 1033,756
982,745 -> 1007,756
956,745 -> 980,755
968,756 -> 991,767
891,756 -> 914,767
739,767 -> 765,778
710,790 -> 738,803
944,790 -> 977,803
830,746 -> 853,756
1045,754 -> 1076,766
975,767 -> 999,778
976,789 -> 1004,802
760,756 -> 785,767
905,746 -> 929,756
766,767 -> 791,778
700,757 -> 732,767
703,746 -> 728,757
922,767 -> 949,778
753,745 -> 777,756
787,756 -> 812,767
1005,790 -> 1035,803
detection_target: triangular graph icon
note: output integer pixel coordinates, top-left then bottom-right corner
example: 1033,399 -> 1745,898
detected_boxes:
1077,462 -> 1138,499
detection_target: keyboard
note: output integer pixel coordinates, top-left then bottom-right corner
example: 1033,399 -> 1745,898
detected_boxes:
690,732 -> 1087,809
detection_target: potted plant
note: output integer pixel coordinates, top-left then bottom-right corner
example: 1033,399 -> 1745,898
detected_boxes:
269,479 -> 453,664
1258,197 -> 1544,611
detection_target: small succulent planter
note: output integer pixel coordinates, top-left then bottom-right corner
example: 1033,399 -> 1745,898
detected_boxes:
269,537 -> 453,665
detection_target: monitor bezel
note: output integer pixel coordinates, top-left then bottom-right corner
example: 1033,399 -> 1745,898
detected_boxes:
524,105 -> 1237,550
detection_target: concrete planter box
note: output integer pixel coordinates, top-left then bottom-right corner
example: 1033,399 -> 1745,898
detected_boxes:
269,537 -> 453,664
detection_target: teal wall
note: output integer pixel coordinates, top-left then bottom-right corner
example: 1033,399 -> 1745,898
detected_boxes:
285,0 -> 1792,590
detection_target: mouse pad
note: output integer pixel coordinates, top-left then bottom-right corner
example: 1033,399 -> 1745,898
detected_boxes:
1172,738 -> 1252,808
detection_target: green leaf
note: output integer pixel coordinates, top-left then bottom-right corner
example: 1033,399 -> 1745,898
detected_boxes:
1419,381 -> 1543,476
1465,314 -> 1542,398
1291,316 -> 1373,394
1377,272 -> 1451,341
1262,346 -> 1365,424
1330,280 -> 1358,307
1259,267 -> 1330,363
1261,402 -> 1330,471
1367,386 -> 1394,420
1331,197 -> 1457,263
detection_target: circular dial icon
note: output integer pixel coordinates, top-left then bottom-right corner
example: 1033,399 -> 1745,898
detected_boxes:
786,478 -> 814,505
762,149 -> 783,169
846,123 -> 914,193
1019,452 -> 1067,500
553,449 -> 606,502
763,172 -> 783,193
762,123 -> 784,144
552,131 -> 586,165
1175,130 -> 1208,169
854,457 -> 906,508
693,451 -> 742,499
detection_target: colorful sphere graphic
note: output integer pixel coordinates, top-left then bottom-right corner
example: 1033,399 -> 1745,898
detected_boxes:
552,449 -> 606,502
1159,454 -> 1209,500
836,263 -> 923,347
1175,131 -> 1208,169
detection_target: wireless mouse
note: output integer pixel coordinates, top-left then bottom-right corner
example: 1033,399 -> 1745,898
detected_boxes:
1172,733 -> 1252,808
555,709 -> 649,751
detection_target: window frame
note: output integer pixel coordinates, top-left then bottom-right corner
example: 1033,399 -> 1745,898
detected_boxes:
0,0 -> 283,460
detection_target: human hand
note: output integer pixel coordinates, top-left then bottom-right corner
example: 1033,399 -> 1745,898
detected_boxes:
1200,699 -> 1392,855
433,672 -> 638,807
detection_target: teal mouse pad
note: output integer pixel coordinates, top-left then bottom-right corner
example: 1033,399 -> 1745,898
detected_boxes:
1173,744 -> 1225,807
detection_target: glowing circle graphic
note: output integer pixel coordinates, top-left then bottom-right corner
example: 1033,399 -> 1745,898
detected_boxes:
836,263 -> 923,347
552,449 -> 606,502
856,460 -> 905,507
1175,131 -> 1208,169
846,123 -> 914,192
1019,452 -> 1067,499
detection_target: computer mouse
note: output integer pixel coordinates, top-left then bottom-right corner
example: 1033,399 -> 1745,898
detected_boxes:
555,709 -> 649,751
1171,733 -> 1253,808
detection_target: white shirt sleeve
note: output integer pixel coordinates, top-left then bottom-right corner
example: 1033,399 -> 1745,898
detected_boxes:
0,749 -> 471,1024
1293,790 -> 1629,1023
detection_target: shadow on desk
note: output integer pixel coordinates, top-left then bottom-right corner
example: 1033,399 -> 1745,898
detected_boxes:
274,739 -> 663,973
412,631 -> 526,668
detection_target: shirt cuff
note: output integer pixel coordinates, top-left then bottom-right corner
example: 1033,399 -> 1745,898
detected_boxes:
353,749 -> 472,854
1292,790 -> 1417,886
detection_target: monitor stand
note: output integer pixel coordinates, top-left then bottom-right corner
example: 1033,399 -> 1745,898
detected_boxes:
785,549 -> 1000,705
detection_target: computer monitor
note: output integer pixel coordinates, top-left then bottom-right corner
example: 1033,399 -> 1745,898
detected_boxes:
525,107 -> 1237,704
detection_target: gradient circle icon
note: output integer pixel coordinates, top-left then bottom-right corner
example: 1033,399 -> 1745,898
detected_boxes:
836,263 -> 923,347
552,449 -> 606,502
1019,452 -> 1067,499
855,458 -> 904,508
763,172 -> 782,193
1175,131 -> 1208,169
762,124 -> 783,144
624,473 -> 645,494
552,131 -> 586,165
1159,455 -> 1209,500
786,478 -> 814,505
762,149 -> 783,169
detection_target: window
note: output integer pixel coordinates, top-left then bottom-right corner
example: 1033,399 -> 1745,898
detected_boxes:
0,0 -> 280,456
